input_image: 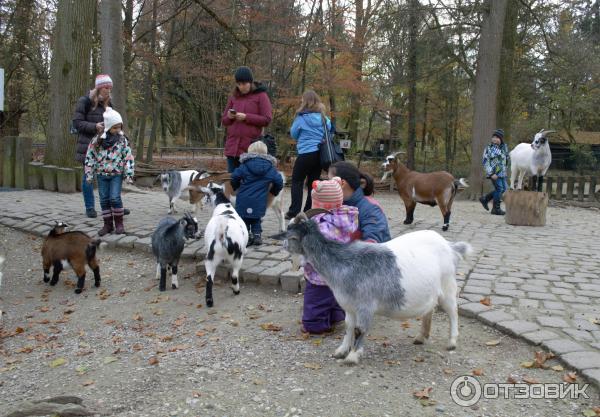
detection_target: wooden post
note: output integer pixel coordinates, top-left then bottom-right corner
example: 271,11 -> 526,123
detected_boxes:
577,177 -> 586,202
528,176 -> 535,191
545,176 -> 553,199
14,137 -> 33,189
566,177 -> 575,200
555,176 -> 564,200
41,165 -> 58,191
28,162 -> 44,189
589,176 -> 597,202
1,136 -> 16,188
504,190 -> 549,226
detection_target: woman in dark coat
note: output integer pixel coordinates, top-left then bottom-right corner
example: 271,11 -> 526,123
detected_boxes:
72,74 -> 114,218
221,66 -> 273,173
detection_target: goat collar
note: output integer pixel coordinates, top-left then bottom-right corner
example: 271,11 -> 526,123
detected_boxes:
239,152 -> 277,166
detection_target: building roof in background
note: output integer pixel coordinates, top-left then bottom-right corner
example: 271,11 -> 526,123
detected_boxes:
555,131 -> 600,145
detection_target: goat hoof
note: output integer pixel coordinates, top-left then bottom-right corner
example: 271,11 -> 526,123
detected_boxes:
172,284 -> 178,289
413,338 -> 424,345
447,345 -> 456,351
159,286 -> 166,292
49,280 -> 58,286
342,351 -> 360,365
74,288 -> 83,294
232,289 -> 240,295
206,299 -> 214,308
403,219 -> 413,225
333,349 -> 349,359
442,225 -> 449,232
94,280 -> 101,288
43,277 -> 50,283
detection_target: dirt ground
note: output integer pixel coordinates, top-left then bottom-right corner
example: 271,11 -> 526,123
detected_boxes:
0,225 -> 598,417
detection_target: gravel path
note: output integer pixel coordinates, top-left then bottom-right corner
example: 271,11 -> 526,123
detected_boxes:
1,225 -> 598,417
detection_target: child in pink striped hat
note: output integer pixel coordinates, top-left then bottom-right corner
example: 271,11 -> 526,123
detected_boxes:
301,177 -> 359,334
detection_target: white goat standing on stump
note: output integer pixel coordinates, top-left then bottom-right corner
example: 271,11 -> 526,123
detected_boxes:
281,213 -> 472,365
510,129 -> 554,191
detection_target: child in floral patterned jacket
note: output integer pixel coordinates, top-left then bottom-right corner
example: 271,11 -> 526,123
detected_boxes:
301,177 -> 359,334
85,108 -> 135,236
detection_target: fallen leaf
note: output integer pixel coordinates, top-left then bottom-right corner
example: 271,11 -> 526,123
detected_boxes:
522,376 -> 539,384
534,351 -> 553,368
49,358 -> 66,368
159,335 -> 173,342
132,343 -> 143,351
582,410 -> 597,417
153,309 -> 163,316
521,361 -> 534,368
195,331 -> 206,337
413,356 -> 425,363
148,356 -> 159,365
413,387 -> 432,400
563,372 -> 577,383
103,356 -> 118,364
401,321 -> 411,329
593,407 -> 600,415
472,368 -> 484,376
192,390 -> 201,398
75,365 -> 88,375
485,339 -> 501,346
104,319 -> 116,325
63,308 -> 75,315
75,349 -> 93,357
15,327 -> 25,334
196,304 -> 203,309
229,320 -> 239,327
552,365 -> 564,372
419,399 -> 437,407
82,380 -> 94,386
16,346 -> 34,354
133,314 -> 143,321
385,360 -> 401,366
312,339 -> 323,346
39,306 -> 50,312
260,323 -> 282,332
303,362 -> 322,370
168,344 -> 191,352
173,315 -> 186,327
442,368 -> 453,375
507,375 -> 519,384
479,296 -> 491,306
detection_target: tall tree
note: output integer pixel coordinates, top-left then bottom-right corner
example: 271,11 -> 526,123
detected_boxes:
99,0 -> 128,129
468,0 -> 508,198
45,0 -> 96,167
406,0 -> 419,169
0,0 -> 35,137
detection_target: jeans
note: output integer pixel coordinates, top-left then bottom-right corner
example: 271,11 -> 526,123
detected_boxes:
227,156 -> 240,173
492,177 -> 508,202
243,218 -> 262,236
288,151 -> 322,215
97,174 -> 123,212
82,167 -> 95,211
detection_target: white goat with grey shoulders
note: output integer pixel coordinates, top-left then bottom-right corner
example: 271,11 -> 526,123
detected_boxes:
160,169 -> 210,215
200,182 -> 249,308
510,129 -> 554,192
281,212 -> 471,365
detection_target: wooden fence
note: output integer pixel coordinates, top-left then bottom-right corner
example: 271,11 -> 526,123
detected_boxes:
377,175 -> 600,202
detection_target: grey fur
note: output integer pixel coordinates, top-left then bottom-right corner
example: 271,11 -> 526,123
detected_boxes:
151,213 -> 198,291
161,170 -> 182,202
239,152 -> 277,166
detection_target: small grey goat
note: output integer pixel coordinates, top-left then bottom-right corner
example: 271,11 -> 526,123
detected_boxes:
151,213 -> 200,291
281,212 -> 471,365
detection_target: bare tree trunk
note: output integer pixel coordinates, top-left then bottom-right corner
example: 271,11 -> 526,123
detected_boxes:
406,0 -> 419,170
468,0 -> 508,199
123,0 -> 134,73
0,0 -> 35,137
146,72 -> 161,163
348,0 -> 367,144
46,0 -> 96,167
100,0 -> 128,130
496,0 -> 520,145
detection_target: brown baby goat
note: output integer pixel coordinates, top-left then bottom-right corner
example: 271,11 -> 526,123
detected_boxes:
41,222 -> 103,294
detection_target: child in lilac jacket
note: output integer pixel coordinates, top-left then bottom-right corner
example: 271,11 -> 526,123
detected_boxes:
301,177 -> 359,334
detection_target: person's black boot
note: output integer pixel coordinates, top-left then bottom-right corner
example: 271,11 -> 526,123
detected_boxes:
86,208 -> 97,218
479,193 -> 493,211
490,200 -> 505,215
252,234 -> 262,246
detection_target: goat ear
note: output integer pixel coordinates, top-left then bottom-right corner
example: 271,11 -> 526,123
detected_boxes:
294,212 -> 309,224
270,231 -> 288,241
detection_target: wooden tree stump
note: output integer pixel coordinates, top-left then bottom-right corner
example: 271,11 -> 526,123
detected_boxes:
504,190 -> 548,226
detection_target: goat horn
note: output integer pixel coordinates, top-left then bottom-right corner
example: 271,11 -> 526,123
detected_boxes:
541,129 -> 556,136
304,208 -> 331,219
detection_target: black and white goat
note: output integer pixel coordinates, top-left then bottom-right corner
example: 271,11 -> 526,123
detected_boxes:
200,182 -> 248,307
41,222 -> 104,294
281,213 -> 471,365
160,169 -> 210,214
510,129 -> 554,191
151,213 -> 200,291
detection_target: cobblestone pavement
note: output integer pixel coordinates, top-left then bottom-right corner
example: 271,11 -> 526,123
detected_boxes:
0,186 -> 599,387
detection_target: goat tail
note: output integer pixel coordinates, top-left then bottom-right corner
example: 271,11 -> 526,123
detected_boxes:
85,239 -> 106,261
450,242 -> 473,260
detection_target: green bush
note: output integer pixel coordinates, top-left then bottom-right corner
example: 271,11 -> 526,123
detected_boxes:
569,144 -> 598,174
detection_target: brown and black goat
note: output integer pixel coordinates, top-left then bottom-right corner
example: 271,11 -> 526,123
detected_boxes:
381,153 -> 468,231
41,222 -> 103,294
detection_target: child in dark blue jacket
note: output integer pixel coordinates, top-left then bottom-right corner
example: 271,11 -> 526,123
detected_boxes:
231,141 -> 284,246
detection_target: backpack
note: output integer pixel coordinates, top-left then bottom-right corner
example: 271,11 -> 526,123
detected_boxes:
257,134 -> 278,158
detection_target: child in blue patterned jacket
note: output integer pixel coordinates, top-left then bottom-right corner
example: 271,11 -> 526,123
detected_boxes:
480,129 -> 510,215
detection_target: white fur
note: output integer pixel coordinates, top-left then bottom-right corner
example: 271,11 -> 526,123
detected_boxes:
510,130 -> 553,190
163,170 -> 208,214
202,184 -> 249,306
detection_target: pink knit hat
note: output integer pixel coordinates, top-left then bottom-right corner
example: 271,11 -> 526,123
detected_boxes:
311,177 -> 344,210
95,74 -> 113,90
